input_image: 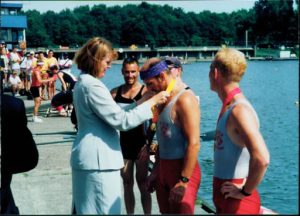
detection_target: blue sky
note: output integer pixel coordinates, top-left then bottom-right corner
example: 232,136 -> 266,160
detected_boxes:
6,1 -> 257,13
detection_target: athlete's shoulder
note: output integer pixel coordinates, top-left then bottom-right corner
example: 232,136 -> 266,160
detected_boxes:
178,89 -> 199,105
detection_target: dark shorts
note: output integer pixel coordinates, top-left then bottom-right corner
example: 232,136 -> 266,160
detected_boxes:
120,126 -> 146,160
30,86 -> 40,98
19,69 -> 26,79
26,74 -> 31,82
51,90 -> 73,107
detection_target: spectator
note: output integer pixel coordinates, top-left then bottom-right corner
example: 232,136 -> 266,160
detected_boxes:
19,52 -> 28,95
0,47 -> 10,87
25,53 -> 34,95
1,94 -> 39,214
8,70 -> 22,97
48,64 -> 77,117
37,51 -> 49,100
47,50 -> 58,68
9,46 -> 21,75
58,52 -> 72,74
30,61 -> 54,123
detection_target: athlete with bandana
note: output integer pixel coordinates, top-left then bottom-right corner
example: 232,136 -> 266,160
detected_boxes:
141,58 -> 201,214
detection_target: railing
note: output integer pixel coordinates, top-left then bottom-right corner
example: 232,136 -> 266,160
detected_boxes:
27,46 -> 254,53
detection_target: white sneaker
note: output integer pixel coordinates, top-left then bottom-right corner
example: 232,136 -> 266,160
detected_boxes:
59,109 -> 68,117
33,116 -> 43,123
15,93 -> 21,97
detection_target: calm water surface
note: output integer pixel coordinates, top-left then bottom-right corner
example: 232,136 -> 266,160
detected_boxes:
71,60 -> 299,214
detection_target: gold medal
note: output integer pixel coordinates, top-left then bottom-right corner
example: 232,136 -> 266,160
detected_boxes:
150,123 -> 156,131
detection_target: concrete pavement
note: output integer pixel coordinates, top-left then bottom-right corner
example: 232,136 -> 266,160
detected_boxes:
10,95 -> 209,215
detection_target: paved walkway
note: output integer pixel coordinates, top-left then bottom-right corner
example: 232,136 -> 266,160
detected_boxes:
10,95 -> 209,215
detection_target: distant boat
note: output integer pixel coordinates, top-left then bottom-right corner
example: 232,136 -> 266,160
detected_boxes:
265,56 -> 274,60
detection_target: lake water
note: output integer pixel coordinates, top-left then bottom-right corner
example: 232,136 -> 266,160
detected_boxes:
70,60 -> 299,214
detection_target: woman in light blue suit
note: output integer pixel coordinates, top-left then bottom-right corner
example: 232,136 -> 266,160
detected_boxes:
71,37 -> 169,214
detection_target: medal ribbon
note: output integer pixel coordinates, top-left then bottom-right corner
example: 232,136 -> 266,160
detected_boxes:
217,87 -> 242,122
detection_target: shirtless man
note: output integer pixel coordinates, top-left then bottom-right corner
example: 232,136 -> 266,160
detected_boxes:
209,48 -> 270,214
111,57 -> 151,214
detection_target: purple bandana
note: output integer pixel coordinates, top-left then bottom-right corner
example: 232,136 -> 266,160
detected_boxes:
140,61 -> 168,80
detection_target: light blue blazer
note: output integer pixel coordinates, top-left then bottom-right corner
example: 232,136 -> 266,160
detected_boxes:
70,73 -> 152,170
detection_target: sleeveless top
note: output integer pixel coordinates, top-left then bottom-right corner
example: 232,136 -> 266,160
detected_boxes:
156,89 -> 190,159
60,71 -> 77,90
31,68 -> 42,87
114,85 -> 146,159
214,99 -> 259,179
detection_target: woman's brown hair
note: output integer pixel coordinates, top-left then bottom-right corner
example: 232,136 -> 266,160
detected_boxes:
75,37 -> 118,77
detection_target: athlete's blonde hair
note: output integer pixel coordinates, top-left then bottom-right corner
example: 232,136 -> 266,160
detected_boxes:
211,48 -> 247,82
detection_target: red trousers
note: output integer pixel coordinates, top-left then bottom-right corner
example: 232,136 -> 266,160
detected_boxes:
213,177 -> 261,214
156,159 -> 201,214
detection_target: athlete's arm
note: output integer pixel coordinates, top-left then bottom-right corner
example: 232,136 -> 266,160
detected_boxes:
110,87 -> 118,99
169,92 -> 200,203
35,70 -> 54,83
57,72 -> 67,91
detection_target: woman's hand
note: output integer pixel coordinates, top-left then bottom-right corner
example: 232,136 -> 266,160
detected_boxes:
137,90 -> 156,105
149,91 -> 169,107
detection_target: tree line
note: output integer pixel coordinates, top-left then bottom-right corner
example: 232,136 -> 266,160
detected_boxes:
21,0 -> 298,48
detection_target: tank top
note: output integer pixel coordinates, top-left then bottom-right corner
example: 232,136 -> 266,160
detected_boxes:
31,68 -> 42,87
61,71 -> 77,90
115,85 -> 144,103
156,89 -> 189,159
214,99 -> 260,179
114,85 -> 146,147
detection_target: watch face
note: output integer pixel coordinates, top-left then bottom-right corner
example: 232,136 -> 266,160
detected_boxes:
181,176 -> 189,183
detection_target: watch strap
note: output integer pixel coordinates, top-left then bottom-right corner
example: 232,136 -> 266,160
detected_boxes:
240,186 -> 251,196
180,176 -> 189,183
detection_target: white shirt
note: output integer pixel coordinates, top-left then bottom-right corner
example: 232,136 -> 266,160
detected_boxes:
26,58 -> 34,74
20,56 -> 27,68
58,58 -> 73,73
10,52 -> 21,70
8,75 -> 21,85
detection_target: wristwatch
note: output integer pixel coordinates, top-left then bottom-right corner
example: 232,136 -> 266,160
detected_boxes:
180,176 -> 189,183
240,186 -> 251,196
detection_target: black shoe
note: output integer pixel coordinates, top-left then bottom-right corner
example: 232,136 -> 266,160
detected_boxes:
27,93 -> 33,100
19,89 -> 26,96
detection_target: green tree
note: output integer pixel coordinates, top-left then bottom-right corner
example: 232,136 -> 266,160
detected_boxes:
253,0 -> 297,46
21,1 -> 298,48
55,9 -> 78,46
230,9 -> 255,46
73,5 -> 92,45
25,10 -> 51,47
42,10 -> 59,46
